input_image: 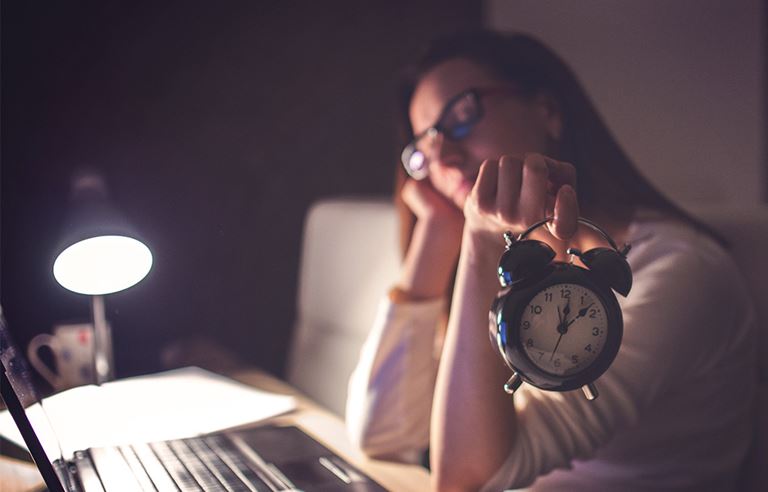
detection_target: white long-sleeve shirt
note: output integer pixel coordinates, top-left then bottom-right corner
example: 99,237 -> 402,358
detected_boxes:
346,216 -> 758,491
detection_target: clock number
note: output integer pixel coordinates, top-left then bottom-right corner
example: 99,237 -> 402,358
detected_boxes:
571,355 -> 579,364
580,295 -> 585,305
560,289 -> 571,299
522,321 -> 531,330
554,359 -> 561,368
538,351 -> 544,360
526,338 -> 534,348
530,305 -> 543,315
544,292 -> 553,302
589,309 -> 597,318
585,344 -> 593,353
592,327 -> 600,336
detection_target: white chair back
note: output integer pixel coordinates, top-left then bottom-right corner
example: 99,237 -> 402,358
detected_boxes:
287,197 -> 400,416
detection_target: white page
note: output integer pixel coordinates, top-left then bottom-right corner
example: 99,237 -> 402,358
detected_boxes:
0,367 -> 295,459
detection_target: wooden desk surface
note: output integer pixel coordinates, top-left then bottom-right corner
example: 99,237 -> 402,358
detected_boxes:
0,368 -> 431,492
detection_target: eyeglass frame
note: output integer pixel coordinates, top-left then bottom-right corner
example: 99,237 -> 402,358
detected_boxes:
401,86 -> 521,180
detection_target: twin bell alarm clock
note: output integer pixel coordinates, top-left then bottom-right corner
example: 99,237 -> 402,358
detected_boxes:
489,217 -> 632,401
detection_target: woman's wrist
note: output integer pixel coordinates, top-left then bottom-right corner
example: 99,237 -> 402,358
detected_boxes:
388,285 -> 444,304
460,226 -> 506,271
396,214 -> 463,299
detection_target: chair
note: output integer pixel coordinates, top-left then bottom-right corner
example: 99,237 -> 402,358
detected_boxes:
287,197 -> 768,487
287,197 -> 400,416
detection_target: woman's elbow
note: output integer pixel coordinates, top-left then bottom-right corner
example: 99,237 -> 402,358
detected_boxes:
346,418 -> 380,457
431,469 -> 489,492
348,423 -> 422,462
346,395 -> 426,461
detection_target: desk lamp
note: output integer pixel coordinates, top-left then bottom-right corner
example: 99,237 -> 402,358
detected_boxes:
52,171 -> 153,384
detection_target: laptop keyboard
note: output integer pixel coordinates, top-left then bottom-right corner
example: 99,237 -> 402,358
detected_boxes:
87,435 -> 294,491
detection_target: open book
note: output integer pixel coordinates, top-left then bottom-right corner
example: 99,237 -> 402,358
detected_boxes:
0,366 -> 296,459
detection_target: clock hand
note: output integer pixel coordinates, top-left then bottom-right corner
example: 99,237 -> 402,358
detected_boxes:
550,332 -> 565,361
551,304 -> 565,335
550,301 -> 569,361
565,302 -> 595,328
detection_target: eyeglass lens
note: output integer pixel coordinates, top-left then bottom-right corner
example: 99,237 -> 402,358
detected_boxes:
402,91 -> 482,179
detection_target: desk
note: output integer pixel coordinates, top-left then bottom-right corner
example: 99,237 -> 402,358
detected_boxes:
0,369 -> 431,492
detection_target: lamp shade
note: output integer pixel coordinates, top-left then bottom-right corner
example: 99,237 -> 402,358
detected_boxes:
52,171 -> 153,295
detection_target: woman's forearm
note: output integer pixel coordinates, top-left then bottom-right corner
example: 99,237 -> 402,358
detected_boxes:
430,229 -> 518,491
397,215 -> 463,299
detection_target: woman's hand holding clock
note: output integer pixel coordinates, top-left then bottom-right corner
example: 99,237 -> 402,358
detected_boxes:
463,153 -> 580,245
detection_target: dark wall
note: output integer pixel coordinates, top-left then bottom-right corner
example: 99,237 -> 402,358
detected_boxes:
1,2 -> 482,378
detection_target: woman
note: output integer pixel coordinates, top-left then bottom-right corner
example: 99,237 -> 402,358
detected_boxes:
346,31 -> 756,491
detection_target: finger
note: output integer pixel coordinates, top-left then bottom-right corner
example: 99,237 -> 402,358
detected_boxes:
517,153 -> 550,227
497,155 -> 523,224
401,178 -> 429,214
551,184 -> 579,240
535,154 -> 577,189
472,158 -> 498,214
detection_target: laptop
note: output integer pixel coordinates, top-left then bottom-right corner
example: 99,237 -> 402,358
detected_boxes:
0,310 -> 387,491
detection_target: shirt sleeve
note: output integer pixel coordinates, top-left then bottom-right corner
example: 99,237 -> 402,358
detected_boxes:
345,296 -> 445,463
481,237 -> 754,490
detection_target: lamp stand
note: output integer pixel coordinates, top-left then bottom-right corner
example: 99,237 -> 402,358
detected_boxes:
91,295 -> 114,384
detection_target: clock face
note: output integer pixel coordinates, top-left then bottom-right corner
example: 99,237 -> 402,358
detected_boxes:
518,283 -> 608,377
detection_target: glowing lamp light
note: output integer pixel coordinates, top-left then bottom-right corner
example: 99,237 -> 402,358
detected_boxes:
53,235 -> 153,296
52,170 -> 153,384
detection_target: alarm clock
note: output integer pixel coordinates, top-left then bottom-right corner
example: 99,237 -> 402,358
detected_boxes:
489,217 -> 632,401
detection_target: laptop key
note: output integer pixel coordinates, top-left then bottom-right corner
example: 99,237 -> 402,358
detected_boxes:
168,439 -> 227,492
203,436 -> 274,492
151,441 -> 203,491
72,452 -> 105,492
118,445 -> 161,491
132,443 -> 180,492
184,437 -> 251,492
89,447 -> 148,492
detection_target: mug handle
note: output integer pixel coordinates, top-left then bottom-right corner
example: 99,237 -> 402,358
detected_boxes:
27,334 -> 64,389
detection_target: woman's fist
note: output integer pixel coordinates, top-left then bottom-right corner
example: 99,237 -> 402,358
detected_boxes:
463,153 -> 578,241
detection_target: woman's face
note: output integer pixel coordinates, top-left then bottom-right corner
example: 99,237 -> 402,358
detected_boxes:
408,58 -> 561,209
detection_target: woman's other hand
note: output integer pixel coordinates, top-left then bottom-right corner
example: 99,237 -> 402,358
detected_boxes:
464,153 -> 579,243
402,177 -> 464,227
394,178 -> 464,301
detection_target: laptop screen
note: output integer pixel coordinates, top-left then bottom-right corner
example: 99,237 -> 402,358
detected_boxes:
0,307 -> 66,469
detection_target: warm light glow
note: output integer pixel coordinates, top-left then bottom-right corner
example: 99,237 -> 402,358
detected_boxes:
53,236 -> 153,295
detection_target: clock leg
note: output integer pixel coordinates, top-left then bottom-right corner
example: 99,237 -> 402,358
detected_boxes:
582,383 -> 599,401
504,373 -> 523,395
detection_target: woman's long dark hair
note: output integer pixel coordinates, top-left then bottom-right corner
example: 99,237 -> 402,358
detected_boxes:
394,30 -> 722,257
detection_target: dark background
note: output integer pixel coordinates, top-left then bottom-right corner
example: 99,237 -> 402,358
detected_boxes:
1,2 -> 482,378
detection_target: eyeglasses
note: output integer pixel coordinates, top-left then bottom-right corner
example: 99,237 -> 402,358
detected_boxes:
401,87 -> 517,180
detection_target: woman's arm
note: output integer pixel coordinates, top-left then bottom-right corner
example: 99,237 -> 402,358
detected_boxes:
430,228 -> 518,489
346,178 -> 463,460
395,178 -> 464,299
430,154 -> 578,491
346,294 -> 445,461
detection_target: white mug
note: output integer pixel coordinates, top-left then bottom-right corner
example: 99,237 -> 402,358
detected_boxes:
27,323 -> 108,391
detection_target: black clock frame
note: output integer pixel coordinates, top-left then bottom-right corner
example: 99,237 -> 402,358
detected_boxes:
491,262 -> 624,392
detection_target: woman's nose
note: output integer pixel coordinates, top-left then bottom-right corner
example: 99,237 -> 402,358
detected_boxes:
429,132 -> 465,170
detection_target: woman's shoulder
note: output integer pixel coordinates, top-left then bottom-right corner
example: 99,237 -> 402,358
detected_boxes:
625,210 -> 735,277
622,210 -> 754,318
